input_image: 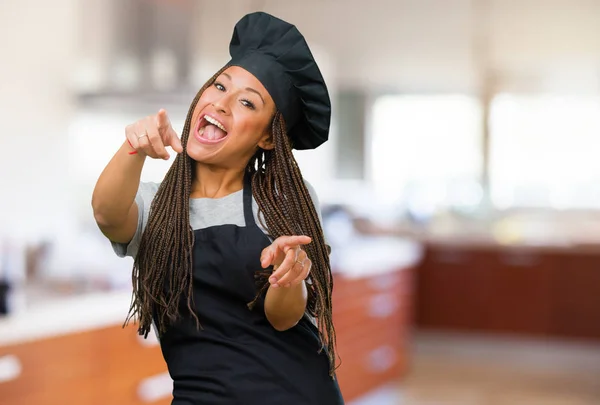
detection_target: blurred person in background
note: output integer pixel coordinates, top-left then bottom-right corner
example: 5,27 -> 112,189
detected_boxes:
91,12 -> 344,405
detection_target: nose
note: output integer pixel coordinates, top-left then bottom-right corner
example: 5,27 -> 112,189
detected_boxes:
212,94 -> 232,115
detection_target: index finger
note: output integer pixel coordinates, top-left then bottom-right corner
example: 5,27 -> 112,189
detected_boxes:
157,109 -> 183,154
156,109 -> 172,134
271,235 -> 311,253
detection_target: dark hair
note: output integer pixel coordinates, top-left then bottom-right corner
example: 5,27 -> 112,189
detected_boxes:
124,67 -> 338,375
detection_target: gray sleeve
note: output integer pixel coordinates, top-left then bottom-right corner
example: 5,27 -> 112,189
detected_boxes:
111,182 -> 161,258
303,179 -> 331,253
303,179 -> 325,230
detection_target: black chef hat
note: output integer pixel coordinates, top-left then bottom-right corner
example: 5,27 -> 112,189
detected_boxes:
227,12 -> 331,150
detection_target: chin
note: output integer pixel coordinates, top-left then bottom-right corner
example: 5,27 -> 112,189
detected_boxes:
186,142 -> 212,163
185,139 -> 225,164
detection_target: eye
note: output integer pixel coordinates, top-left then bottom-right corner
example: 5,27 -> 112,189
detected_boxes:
241,99 -> 256,110
214,82 -> 226,91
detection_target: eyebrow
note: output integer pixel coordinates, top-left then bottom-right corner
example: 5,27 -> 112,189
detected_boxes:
222,72 -> 266,106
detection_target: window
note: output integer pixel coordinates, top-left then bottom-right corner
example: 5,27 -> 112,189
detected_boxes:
369,95 -> 483,216
490,94 -> 600,209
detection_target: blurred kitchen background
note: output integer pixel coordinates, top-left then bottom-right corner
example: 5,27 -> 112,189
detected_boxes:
2,0 -> 600,404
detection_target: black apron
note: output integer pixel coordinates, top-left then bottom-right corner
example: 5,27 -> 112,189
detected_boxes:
156,173 -> 344,405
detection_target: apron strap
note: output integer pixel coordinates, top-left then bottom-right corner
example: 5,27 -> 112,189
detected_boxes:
242,171 -> 256,228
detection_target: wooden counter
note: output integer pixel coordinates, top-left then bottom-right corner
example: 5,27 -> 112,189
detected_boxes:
415,242 -> 600,340
0,324 -> 169,405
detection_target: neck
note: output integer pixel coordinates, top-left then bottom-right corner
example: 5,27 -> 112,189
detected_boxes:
191,163 -> 246,199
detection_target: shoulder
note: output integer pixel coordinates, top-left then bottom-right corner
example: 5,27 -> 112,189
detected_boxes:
302,179 -> 321,206
303,178 -> 316,193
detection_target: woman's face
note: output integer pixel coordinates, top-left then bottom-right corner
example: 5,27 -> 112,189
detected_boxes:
186,66 -> 276,166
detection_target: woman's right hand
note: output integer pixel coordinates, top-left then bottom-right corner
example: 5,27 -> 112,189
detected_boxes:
125,109 -> 184,160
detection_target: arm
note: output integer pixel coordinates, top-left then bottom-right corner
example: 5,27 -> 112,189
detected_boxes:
92,109 -> 182,244
264,280 -> 308,332
92,141 -> 146,243
261,236 -> 312,331
265,280 -> 308,332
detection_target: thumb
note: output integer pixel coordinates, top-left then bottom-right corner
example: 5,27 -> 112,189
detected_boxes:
169,132 -> 183,154
157,109 -> 183,153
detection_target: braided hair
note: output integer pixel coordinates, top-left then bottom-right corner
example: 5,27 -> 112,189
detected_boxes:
124,67 -> 338,375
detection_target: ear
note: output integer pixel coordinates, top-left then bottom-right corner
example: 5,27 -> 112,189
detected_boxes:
257,131 -> 275,150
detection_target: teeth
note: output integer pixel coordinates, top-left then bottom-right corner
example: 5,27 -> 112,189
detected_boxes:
204,116 -> 226,132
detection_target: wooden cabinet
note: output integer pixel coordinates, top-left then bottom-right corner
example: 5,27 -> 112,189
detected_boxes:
416,247 -> 491,331
0,329 -> 100,405
484,249 -> 556,335
0,326 -> 170,405
333,268 -> 413,401
0,268 -> 414,404
415,243 -> 600,341
95,326 -> 171,405
551,252 -> 600,339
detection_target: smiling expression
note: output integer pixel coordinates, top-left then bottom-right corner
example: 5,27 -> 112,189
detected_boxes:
186,66 -> 277,168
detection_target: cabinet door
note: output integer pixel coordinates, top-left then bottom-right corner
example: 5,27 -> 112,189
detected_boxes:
416,246 -> 491,331
335,325 -> 402,401
94,324 -> 171,405
333,269 -> 411,401
551,252 -> 600,339
484,249 -> 555,335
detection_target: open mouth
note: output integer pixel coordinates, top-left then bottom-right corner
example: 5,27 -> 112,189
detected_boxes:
195,114 -> 229,143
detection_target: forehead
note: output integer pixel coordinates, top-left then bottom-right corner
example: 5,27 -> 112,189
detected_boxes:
221,66 -> 273,102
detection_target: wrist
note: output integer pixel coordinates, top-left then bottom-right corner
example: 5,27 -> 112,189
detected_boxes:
123,139 -> 147,158
267,279 -> 307,298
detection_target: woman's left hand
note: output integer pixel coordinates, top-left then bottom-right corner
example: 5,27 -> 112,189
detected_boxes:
260,235 -> 312,288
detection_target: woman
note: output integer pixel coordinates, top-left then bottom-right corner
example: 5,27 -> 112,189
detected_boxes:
92,11 -> 344,405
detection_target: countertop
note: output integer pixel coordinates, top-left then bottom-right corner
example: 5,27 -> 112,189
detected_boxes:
0,290 -> 134,346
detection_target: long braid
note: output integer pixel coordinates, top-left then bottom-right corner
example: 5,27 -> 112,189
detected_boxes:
124,67 -> 227,336
249,113 -> 338,376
